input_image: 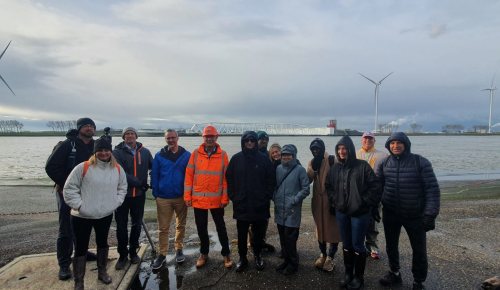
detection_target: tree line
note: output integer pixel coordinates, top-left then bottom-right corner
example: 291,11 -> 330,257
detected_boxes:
0,120 -> 24,133
46,120 -> 77,132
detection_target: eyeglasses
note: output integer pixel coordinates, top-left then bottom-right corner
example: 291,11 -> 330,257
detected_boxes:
244,139 -> 257,143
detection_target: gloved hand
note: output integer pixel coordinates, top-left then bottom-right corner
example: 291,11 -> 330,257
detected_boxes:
371,207 -> 381,223
329,206 -> 336,216
141,184 -> 150,192
422,215 -> 436,232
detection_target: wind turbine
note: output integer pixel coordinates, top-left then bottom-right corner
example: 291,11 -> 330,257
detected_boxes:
482,75 -> 497,134
0,40 -> 15,96
359,72 -> 393,133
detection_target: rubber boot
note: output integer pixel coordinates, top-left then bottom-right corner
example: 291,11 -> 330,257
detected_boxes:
347,252 -> 367,290
340,249 -> 354,287
72,255 -> 86,290
97,247 -> 112,284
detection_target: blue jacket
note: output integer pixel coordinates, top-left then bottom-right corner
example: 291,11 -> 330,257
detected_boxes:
151,146 -> 191,199
376,132 -> 440,218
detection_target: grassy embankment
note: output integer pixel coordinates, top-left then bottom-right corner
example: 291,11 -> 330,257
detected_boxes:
141,179 -> 500,222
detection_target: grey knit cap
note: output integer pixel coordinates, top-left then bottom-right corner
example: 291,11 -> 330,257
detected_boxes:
122,127 -> 138,139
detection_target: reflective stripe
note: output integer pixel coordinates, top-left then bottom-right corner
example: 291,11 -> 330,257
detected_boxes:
193,150 -> 199,186
219,151 -> 225,194
184,185 -> 192,191
187,164 -> 194,169
192,192 -> 223,197
196,170 -> 221,176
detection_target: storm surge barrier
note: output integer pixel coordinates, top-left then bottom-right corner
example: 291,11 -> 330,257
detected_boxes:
187,122 -> 333,136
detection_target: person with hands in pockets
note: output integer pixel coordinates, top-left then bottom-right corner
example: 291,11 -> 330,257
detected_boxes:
273,144 -> 310,276
63,136 -> 127,290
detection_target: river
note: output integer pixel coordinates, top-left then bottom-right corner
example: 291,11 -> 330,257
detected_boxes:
0,135 -> 499,186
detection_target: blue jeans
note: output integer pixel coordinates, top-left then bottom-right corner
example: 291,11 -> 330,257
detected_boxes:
335,210 -> 370,254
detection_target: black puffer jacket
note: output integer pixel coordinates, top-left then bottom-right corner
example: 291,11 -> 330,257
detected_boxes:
113,141 -> 153,198
46,136 -> 94,190
226,131 -> 276,221
326,136 -> 381,216
376,132 -> 440,218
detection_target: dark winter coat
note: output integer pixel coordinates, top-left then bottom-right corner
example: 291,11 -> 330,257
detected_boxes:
226,131 -> 276,221
46,136 -> 95,190
376,132 -> 440,218
151,146 -> 191,199
113,141 -> 153,198
326,136 -> 381,216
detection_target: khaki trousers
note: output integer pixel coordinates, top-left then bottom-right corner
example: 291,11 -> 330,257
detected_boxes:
156,197 -> 187,255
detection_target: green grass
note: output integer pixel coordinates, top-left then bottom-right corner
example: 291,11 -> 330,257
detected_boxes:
441,180 -> 500,201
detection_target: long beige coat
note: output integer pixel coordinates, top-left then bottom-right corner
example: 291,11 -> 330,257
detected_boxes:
307,152 -> 341,243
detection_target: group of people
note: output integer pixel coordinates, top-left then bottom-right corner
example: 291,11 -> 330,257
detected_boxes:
45,118 -> 440,290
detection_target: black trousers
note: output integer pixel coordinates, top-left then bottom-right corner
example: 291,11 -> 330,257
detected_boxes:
72,214 -> 113,257
56,190 -> 73,268
115,195 -> 145,257
277,224 -> 300,269
237,220 -> 267,258
383,209 -> 428,283
193,207 -> 230,256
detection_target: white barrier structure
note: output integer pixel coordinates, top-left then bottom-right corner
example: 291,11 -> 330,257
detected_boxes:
188,122 -> 334,135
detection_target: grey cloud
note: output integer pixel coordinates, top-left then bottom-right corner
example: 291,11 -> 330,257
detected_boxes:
218,21 -> 290,40
428,23 -> 447,38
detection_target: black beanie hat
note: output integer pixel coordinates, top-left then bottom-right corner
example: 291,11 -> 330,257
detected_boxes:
77,117 -> 96,132
94,136 -> 112,153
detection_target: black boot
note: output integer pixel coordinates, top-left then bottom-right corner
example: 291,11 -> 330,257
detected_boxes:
235,257 -> 249,273
347,252 -> 366,290
276,261 -> 288,272
255,254 -> 265,271
73,256 -> 86,290
340,249 -> 354,287
97,247 -> 112,284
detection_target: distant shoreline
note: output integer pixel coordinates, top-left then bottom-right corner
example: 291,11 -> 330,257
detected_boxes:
1,132 -> 500,137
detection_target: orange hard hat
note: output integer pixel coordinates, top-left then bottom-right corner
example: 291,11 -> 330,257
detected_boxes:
202,125 -> 219,137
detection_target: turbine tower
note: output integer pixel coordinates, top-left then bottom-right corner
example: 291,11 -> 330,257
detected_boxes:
359,72 -> 393,132
482,75 -> 497,134
0,40 -> 15,96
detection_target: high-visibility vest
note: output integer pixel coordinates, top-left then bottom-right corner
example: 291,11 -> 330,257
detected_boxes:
184,144 -> 229,209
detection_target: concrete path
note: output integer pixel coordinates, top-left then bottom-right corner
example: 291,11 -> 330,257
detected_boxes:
0,245 -> 147,290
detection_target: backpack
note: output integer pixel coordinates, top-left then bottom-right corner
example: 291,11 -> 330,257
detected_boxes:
50,129 -> 79,173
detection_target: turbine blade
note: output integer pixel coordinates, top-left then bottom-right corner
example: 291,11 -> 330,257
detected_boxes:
0,40 -> 12,60
0,74 -> 16,96
491,73 -> 496,88
379,72 -> 393,84
359,73 -> 377,85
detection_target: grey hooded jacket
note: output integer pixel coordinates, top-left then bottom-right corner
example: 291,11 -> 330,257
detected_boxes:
273,144 -> 310,228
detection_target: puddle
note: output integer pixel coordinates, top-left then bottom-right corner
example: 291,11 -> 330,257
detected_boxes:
130,232 -> 221,290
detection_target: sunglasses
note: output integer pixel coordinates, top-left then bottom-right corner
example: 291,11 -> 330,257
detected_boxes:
244,139 -> 257,143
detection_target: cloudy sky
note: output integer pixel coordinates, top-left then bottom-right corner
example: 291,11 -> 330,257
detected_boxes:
0,0 -> 499,132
